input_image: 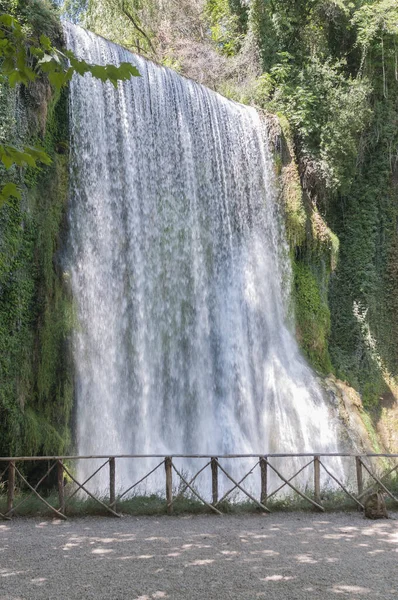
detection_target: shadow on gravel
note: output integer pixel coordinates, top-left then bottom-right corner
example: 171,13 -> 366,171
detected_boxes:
0,513 -> 397,599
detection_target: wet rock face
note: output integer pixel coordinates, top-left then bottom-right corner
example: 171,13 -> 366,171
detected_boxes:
323,375 -> 376,454
324,374 -> 398,456
23,79 -> 53,136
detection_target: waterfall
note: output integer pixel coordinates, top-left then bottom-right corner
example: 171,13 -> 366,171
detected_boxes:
64,24 -> 343,494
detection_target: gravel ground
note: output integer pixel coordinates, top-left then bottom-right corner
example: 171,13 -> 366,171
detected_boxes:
0,512 -> 397,599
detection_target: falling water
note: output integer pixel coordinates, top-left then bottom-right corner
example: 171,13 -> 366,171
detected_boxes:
64,24 -> 343,493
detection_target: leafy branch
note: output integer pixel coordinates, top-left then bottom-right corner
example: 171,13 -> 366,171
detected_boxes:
0,12 -> 140,209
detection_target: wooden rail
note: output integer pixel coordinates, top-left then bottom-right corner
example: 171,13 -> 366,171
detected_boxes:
0,453 -> 397,520
2,453 -> 398,460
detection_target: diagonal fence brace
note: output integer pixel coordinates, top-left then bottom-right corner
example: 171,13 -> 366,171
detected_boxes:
215,461 -> 259,506
170,460 -> 212,507
267,459 -> 314,500
62,464 -> 120,517
215,460 -> 270,513
11,464 -> 67,520
114,459 -> 165,506
359,459 -> 398,504
319,460 -> 364,509
172,463 -> 222,515
264,459 -> 324,512
5,461 -> 58,517
64,459 -> 110,507
357,461 -> 398,501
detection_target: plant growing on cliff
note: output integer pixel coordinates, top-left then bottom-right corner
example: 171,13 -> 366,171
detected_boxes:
268,54 -> 371,191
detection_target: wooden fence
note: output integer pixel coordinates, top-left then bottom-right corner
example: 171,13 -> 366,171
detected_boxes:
1,453 -> 398,520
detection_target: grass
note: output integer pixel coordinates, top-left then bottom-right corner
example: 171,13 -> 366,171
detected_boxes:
1,486 -> 397,519
2,470 -> 398,518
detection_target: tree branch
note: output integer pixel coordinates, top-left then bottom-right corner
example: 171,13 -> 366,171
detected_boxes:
120,1 -> 157,57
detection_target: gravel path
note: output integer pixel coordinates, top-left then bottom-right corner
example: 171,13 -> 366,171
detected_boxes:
1,512 -> 397,599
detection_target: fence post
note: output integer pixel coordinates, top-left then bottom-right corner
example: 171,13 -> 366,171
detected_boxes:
57,460 -> 65,513
165,457 -> 173,514
211,457 -> 218,505
109,457 -> 116,509
7,461 -> 15,515
356,456 -> 363,502
260,456 -> 268,505
314,456 -> 321,505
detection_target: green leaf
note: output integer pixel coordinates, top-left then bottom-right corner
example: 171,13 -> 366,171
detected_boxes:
63,49 -> 75,60
1,182 -> 21,200
18,152 -> 35,167
119,62 -> 140,78
23,66 -> 36,82
0,14 -> 14,27
72,59 -> 90,76
1,153 -> 14,169
2,57 -> 15,73
16,47 -> 26,70
0,14 -> 21,35
0,182 -> 21,210
39,34 -> 52,52
8,71 -> 21,87
29,47 -> 44,58
0,144 -> 51,169
48,70 -> 68,89
38,60 -> 57,73
89,64 -> 108,82
101,63 -> 140,87
24,146 -> 52,165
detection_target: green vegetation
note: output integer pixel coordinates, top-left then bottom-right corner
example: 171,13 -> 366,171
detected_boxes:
3,483 -> 398,517
199,0 -> 398,413
0,77 -> 71,457
293,262 -> 332,374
